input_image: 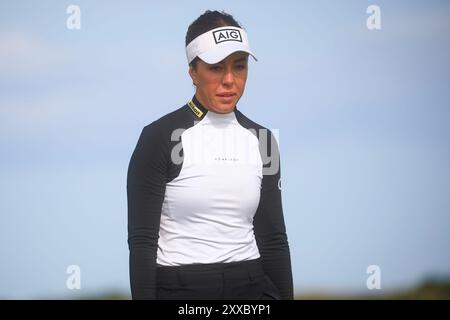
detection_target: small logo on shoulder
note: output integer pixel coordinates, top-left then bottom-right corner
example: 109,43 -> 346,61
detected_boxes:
213,28 -> 242,44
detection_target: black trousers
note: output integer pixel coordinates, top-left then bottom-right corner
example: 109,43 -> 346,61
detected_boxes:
156,258 -> 282,300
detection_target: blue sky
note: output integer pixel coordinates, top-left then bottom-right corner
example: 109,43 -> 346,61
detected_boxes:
0,0 -> 449,298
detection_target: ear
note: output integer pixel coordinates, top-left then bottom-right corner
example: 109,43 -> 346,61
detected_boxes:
188,65 -> 198,85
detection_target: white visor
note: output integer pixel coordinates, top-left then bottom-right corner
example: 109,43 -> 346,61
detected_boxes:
186,26 -> 257,64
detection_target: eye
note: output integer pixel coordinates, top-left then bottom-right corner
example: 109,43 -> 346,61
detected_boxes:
209,65 -> 222,71
235,64 -> 247,70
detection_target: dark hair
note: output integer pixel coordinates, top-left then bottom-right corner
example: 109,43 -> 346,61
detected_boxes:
186,10 -> 242,68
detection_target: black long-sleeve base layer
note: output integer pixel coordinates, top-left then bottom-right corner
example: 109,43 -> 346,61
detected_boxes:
127,96 -> 294,300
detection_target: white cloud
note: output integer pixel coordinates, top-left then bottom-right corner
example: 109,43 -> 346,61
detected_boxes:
0,31 -> 68,74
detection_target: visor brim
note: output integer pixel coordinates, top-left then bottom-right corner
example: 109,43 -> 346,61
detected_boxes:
197,43 -> 257,64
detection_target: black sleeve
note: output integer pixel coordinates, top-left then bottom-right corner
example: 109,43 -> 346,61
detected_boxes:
127,124 -> 168,300
253,130 -> 294,300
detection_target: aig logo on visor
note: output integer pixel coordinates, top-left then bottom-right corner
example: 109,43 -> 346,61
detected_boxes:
213,28 -> 242,44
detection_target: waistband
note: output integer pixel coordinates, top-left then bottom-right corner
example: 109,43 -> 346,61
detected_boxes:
156,258 -> 265,283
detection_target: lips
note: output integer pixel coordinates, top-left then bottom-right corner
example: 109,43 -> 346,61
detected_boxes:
216,92 -> 236,97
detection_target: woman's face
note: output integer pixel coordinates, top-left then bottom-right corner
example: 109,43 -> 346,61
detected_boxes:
189,51 -> 249,114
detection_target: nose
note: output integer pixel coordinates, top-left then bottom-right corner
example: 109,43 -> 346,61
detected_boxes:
222,67 -> 234,87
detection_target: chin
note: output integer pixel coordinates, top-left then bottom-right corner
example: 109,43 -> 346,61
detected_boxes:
215,105 -> 235,113
213,101 -> 237,113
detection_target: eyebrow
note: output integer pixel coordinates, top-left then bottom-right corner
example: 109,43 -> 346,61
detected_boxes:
233,57 -> 248,63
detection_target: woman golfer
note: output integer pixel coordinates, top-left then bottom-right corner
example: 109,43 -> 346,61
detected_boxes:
127,10 -> 293,300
